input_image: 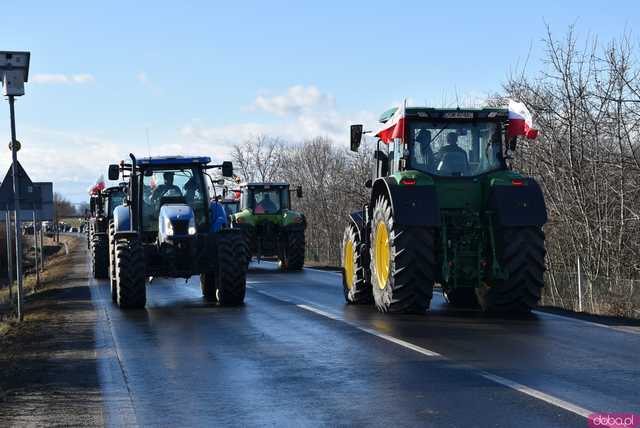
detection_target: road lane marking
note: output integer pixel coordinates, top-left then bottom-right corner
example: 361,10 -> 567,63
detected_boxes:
532,310 -> 640,336
297,304 -> 442,357
479,372 -> 592,419
250,286 -> 595,419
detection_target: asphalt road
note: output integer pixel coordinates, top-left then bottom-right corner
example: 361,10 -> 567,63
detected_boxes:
90,260 -> 640,427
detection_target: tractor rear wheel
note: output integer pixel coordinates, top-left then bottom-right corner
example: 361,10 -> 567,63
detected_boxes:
115,237 -> 146,309
91,234 -> 108,279
370,195 -> 435,313
108,222 -> 117,302
476,227 -> 545,312
280,230 -> 305,271
215,230 -> 248,306
341,223 -> 372,304
200,272 -> 217,302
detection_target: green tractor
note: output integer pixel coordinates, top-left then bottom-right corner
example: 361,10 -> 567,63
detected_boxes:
230,183 -> 306,271
88,185 -> 126,279
343,106 -> 547,313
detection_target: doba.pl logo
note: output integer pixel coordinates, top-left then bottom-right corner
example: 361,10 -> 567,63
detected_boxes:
589,413 -> 640,428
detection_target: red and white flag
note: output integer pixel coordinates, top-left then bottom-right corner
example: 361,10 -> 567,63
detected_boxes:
89,175 -> 106,195
375,102 -> 406,143
507,100 -> 538,139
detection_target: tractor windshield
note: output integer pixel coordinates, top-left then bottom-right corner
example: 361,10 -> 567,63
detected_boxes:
244,187 -> 289,214
141,167 -> 207,231
408,121 -> 503,177
106,192 -> 125,216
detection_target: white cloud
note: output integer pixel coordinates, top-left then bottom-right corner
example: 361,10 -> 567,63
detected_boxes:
253,85 -> 335,116
32,73 -> 95,84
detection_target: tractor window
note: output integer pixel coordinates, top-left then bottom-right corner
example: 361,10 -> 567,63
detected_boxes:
253,190 -> 281,214
409,122 -> 503,177
141,168 -> 207,231
106,192 -> 125,215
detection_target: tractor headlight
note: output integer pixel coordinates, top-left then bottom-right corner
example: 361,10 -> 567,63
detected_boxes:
188,217 -> 196,235
165,217 -> 174,236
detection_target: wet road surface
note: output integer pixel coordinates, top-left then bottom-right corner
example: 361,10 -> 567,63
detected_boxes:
90,260 -> 640,427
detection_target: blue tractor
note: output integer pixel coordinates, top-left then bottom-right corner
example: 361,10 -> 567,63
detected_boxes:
107,154 -> 248,309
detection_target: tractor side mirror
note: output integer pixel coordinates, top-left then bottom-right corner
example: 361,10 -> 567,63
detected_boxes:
508,136 -> 517,151
143,169 -> 153,177
89,199 -> 95,213
296,186 -> 303,198
350,124 -> 363,152
221,161 -> 233,177
365,179 -> 372,188
108,164 -> 119,181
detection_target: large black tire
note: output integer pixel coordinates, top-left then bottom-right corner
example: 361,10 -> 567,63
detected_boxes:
280,230 -> 305,271
200,272 -> 217,302
91,234 -> 109,279
108,222 -> 117,302
370,195 -> 435,313
341,223 -> 372,304
215,231 -> 248,306
476,227 -> 545,312
115,237 -> 146,309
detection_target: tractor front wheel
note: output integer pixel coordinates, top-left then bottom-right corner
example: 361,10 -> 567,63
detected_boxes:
200,272 -> 217,302
91,234 -> 109,279
114,237 -> 146,309
369,195 -> 435,313
342,223 -> 372,304
280,230 -> 305,271
476,227 -> 545,312
215,230 -> 248,306
108,222 -> 117,302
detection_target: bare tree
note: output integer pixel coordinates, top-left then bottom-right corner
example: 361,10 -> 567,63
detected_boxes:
232,135 -> 285,182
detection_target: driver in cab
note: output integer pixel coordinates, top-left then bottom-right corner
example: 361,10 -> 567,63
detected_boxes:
254,193 -> 277,214
152,172 -> 182,201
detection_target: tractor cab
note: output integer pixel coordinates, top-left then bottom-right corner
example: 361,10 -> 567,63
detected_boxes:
241,183 -> 290,215
102,185 -> 126,217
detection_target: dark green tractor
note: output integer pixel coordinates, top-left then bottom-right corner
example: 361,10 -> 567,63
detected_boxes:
88,185 -> 126,279
343,106 -> 547,313
230,183 -> 306,271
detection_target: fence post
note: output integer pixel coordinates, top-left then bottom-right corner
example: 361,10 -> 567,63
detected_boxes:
577,256 -> 583,312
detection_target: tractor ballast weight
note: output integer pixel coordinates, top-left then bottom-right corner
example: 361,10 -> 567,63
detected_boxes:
342,106 -> 547,314
231,183 -> 306,271
107,155 -> 247,309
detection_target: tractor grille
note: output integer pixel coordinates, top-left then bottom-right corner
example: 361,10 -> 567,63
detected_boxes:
172,220 -> 188,235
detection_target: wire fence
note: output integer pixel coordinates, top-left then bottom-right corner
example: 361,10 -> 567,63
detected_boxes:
543,270 -> 640,319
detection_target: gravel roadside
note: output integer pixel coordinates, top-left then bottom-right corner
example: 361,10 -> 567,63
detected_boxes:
0,235 -> 104,426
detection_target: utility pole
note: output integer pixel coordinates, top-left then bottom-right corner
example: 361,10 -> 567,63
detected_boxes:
8,95 -> 24,320
5,208 -> 13,299
1,51 -> 31,321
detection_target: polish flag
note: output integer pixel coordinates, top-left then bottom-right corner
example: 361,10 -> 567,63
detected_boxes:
89,175 -> 106,195
508,100 -> 538,139
375,102 -> 406,143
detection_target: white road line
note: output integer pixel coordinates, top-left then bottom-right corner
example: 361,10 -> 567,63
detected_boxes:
251,287 -> 594,419
533,310 -> 640,336
479,372 -> 593,419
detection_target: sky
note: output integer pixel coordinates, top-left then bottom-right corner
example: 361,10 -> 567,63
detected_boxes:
0,0 -> 638,202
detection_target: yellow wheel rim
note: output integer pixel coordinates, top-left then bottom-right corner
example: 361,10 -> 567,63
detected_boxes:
343,240 -> 354,290
374,221 -> 390,289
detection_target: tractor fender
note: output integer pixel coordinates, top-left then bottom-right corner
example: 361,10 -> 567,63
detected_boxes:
209,201 -> 228,232
370,177 -> 441,227
489,178 -> 548,227
112,205 -> 133,235
348,210 -> 366,242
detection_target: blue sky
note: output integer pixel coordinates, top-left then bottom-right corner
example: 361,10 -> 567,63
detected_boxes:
0,0 -> 638,201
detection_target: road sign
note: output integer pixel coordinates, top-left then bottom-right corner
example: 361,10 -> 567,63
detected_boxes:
0,161 -> 41,209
